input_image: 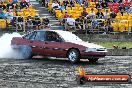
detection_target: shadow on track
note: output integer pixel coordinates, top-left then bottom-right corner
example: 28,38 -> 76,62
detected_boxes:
31,56 -> 104,66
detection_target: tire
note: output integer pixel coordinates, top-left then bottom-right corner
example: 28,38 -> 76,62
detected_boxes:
88,58 -> 98,63
19,45 -> 32,59
77,76 -> 86,85
67,49 -> 80,63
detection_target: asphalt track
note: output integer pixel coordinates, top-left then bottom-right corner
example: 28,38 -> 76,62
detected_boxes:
0,56 -> 132,88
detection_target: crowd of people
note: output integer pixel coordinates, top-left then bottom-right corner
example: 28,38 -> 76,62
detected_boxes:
48,0 -> 132,33
0,0 -> 50,31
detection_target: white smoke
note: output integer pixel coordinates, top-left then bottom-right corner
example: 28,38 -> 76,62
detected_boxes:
0,33 -> 32,59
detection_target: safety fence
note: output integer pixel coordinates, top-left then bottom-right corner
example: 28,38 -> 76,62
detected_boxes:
0,16 -> 50,31
63,18 -> 132,33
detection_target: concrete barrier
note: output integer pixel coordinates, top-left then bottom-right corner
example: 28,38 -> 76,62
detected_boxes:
107,49 -> 132,56
77,34 -> 132,42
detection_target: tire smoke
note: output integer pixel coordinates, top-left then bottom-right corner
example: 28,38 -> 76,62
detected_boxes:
0,33 -> 32,59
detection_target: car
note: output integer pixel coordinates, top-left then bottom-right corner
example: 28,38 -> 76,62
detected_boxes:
11,30 -> 107,63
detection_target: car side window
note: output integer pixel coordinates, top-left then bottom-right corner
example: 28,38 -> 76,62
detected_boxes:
46,31 -> 62,42
34,31 -> 45,41
29,32 -> 36,40
25,32 -> 36,40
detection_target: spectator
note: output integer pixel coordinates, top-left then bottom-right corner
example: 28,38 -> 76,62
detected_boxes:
52,1 -> 60,9
119,3 -> 125,11
61,12 -> 70,25
41,0 -> 46,7
26,16 -> 33,30
12,0 -> 18,4
109,0 -> 114,3
15,3 -> 21,12
20,0 -> 29,9
65,15 -> 75,31
0,1 -> 6,10
35,16 -> 41,30
0,8 -> 5,18
125,4 -> 131,12
118,0 -> 123,3
78,0 -> 83,5
63,0 -> 69,9
105,0 -> 110,3
96,2 -> 102,9
103,9 -> 110,19
42,18 -> 50,28
5,9 -> 13,20
101,0 -> 108,9
96,9 -> 104,19
81,8 -> 88,17
127,4 -> 132,13
6,1 -> 14,10
69,0 -> 75,7
113,0 -> 118,3
9,17 -> 17,31
63,12 -> 70,18
17,16 -> 24,31
105,18 -> 113,32
89,8 -> 95,17
75,16 -> 85,30
59,2 -> 65,10
120,8 -> 125,16
66,16 -> 75,25
83,0 -> 89,8
110,10 -> 117,19
32,17 -> 37,30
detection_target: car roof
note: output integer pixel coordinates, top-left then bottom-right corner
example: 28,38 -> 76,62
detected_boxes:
34,29 -> 66,33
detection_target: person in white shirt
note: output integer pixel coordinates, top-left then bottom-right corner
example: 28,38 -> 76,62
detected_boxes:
52,1 -> 59,9
89,8 -> 95,17
65,15 -> 75,31
103,9 -> 110,19
66,17 -> 75,26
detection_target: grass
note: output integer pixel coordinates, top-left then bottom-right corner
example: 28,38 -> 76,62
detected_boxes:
95,42 -> 132,49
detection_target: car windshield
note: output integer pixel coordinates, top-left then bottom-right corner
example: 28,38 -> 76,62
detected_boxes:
54,31 -> 82,41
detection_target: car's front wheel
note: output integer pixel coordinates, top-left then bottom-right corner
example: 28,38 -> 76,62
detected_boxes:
88,58 -> 99,63
68,49 -> 80,63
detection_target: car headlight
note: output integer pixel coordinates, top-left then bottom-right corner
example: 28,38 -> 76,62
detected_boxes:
85,48 -> 97,52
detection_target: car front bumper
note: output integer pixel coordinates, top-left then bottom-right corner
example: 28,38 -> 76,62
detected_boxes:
80,51 -> 107,59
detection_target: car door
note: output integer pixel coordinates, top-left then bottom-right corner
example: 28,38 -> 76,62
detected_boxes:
43,31 -> 66,57
25,31 -> 45,55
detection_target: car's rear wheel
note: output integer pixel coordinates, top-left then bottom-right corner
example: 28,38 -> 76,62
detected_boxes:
19,45 -> 33,59
68,49 -> 80,63
88,58 -> 99,63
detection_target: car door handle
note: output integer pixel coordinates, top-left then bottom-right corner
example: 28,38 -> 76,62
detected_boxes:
30,41 -> 33,43
45,42 -> 48,44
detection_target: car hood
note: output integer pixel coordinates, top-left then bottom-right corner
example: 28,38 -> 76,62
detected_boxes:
69,41 -> 105,49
